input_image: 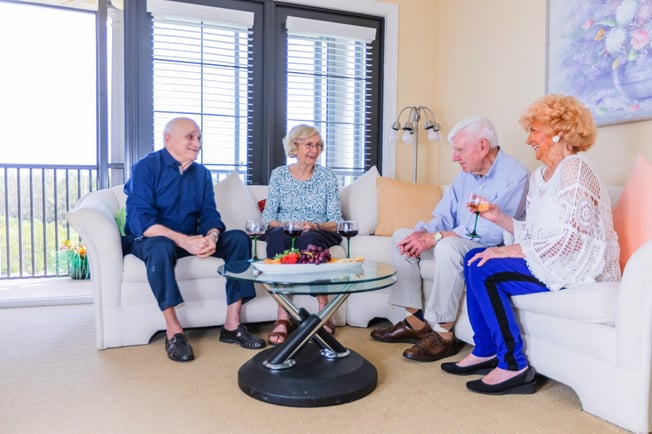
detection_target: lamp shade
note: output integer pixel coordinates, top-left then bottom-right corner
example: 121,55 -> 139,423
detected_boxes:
427,129 -> 440,142
402,130 -> 415,145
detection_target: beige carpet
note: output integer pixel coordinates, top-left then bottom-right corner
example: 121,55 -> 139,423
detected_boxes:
0,304 -> 625,434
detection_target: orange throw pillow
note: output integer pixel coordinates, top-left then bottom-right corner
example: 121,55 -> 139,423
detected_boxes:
375,177 -> 442,236
612,154 -> 652,271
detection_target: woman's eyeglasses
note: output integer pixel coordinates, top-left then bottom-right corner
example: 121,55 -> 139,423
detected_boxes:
297,141 -> 323,150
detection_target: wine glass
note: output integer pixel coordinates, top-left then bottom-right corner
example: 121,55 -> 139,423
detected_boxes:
465,193 -> 489,239
283,221 -> 303,251
245,219 -> 267,261
337,220 -> 359,258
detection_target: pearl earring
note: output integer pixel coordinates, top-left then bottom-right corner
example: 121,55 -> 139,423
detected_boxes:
552,135 -> 560,143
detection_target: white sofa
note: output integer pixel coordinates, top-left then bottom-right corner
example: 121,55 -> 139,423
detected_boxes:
66,171 -> 652,433
345,183 -> 652,434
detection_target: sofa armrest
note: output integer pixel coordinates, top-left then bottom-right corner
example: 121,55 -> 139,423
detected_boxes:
66,189 -> 125,311
615,239 -> 652,372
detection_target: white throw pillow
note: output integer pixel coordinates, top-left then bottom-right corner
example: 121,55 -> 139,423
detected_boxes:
339,166 -> 379,235
214,171 -> 261,230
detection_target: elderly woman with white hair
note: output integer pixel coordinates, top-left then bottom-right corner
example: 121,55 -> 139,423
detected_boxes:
261,124 -> 343,345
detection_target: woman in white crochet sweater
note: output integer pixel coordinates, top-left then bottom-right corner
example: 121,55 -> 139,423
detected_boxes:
441,94 -> 621,395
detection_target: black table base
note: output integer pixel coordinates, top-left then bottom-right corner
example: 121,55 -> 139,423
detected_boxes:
238,343 -> 377,407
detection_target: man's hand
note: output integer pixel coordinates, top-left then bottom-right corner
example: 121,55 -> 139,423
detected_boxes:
143,224 -> 218,258
178,234 -> 216,258
397,230 -> 436,258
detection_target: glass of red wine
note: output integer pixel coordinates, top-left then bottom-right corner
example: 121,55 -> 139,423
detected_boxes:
245,219 -> 267,261
337,220 -> 358,258
283,221 -> 303,251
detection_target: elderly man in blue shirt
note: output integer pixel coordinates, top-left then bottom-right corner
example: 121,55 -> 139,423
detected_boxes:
122,117 -> 265,362
371,116 -> 529,363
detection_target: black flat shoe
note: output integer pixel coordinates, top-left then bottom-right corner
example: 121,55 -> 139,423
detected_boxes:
441,357 -> 498,376
165,333 -> 195,362
220,325 -> 266,349
466,366 -> 537,395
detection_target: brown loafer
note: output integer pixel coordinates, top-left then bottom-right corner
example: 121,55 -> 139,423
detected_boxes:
370,319 -> 431,343
402,331 -> 461,362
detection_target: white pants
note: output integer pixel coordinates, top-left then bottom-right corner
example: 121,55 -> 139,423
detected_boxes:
388,228 -> 483,327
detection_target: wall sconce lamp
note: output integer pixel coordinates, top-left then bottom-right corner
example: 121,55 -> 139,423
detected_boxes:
388,105 -> 441,183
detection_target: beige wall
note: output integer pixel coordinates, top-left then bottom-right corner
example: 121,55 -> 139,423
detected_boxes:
385,0 -> 652,186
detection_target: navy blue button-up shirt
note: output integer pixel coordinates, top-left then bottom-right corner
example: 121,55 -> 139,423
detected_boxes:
124,148 -> 225,238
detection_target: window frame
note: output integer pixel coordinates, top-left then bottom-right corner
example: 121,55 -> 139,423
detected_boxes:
123,0 -> 398,184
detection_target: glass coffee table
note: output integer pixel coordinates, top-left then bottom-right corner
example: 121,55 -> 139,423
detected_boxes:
219,259 -> 397,407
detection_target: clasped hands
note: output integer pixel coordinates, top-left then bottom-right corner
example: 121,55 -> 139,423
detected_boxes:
179,233 -> 218,258
397,230 -> 436,258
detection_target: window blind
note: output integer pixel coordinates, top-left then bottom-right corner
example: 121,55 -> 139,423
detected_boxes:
286,16 -> 377,183
150,5 -> 254,176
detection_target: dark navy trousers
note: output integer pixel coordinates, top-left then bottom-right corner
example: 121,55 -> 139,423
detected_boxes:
122,230 -> 255,311
464,247 -> 550,371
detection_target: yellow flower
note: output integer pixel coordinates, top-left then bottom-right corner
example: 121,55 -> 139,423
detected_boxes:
60,240 -> 87,258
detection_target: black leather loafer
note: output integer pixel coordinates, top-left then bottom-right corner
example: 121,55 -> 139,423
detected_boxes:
220,325 -> 266,349
165,333 -> 195,362
441,357 -> 498,376
466,366 -> 537,395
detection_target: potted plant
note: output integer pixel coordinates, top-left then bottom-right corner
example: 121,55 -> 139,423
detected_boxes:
57,239 -> 90,279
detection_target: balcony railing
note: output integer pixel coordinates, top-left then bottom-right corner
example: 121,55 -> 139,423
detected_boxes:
1,163 -> 97,279
0,163 -> 248,280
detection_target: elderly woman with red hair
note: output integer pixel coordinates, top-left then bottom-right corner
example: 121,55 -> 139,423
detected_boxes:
442,94 -> 621,395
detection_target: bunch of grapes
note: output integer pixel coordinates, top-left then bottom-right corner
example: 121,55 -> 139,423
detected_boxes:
298,244 -> 331,265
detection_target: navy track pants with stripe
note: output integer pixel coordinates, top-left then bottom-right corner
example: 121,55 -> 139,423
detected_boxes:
464,247 -> 551,371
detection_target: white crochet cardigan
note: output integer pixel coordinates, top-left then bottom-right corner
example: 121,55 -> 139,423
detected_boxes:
512,154 -> 621,290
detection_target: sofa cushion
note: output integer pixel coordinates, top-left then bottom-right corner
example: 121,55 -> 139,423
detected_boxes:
374,177 -> 442,236
613,153 -> 652,272
511,282 -> 619,325
339,166 -> 379,235
214,171 -> 261,230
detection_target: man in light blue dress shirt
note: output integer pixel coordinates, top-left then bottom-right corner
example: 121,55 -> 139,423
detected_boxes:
371,116 -> 529,363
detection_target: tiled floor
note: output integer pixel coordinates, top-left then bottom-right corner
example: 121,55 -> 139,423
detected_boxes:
0,277 -> 92,307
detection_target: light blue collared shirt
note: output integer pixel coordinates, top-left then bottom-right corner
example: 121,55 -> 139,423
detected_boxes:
415,148 -> 529,246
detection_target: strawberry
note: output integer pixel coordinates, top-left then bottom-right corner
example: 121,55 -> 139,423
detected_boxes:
275,249 -> 300,264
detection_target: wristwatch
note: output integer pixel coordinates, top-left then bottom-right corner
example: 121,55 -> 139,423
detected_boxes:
207,230 -> 220,243
433,231 -> 443,242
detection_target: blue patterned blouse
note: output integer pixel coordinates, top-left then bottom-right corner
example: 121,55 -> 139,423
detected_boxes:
262,165 -> 342,225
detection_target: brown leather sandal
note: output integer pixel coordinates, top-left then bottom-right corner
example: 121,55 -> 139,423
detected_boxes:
268,319 -> 296,346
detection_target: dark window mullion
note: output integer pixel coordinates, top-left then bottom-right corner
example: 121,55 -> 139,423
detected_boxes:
128,0 -> 382,186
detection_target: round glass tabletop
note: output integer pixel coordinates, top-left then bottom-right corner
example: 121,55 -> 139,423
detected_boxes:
218,259 -> 397,295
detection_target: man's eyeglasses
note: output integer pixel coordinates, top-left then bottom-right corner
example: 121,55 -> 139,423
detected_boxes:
297,141 -> 323,151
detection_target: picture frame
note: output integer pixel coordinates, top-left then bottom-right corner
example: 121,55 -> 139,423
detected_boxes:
547,0 -> 652,126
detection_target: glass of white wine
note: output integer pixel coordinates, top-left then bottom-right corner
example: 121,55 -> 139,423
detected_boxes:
465,193 -> 490,239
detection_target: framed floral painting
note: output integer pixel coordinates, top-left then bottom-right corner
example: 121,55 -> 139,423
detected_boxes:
547,0 -> 652,126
